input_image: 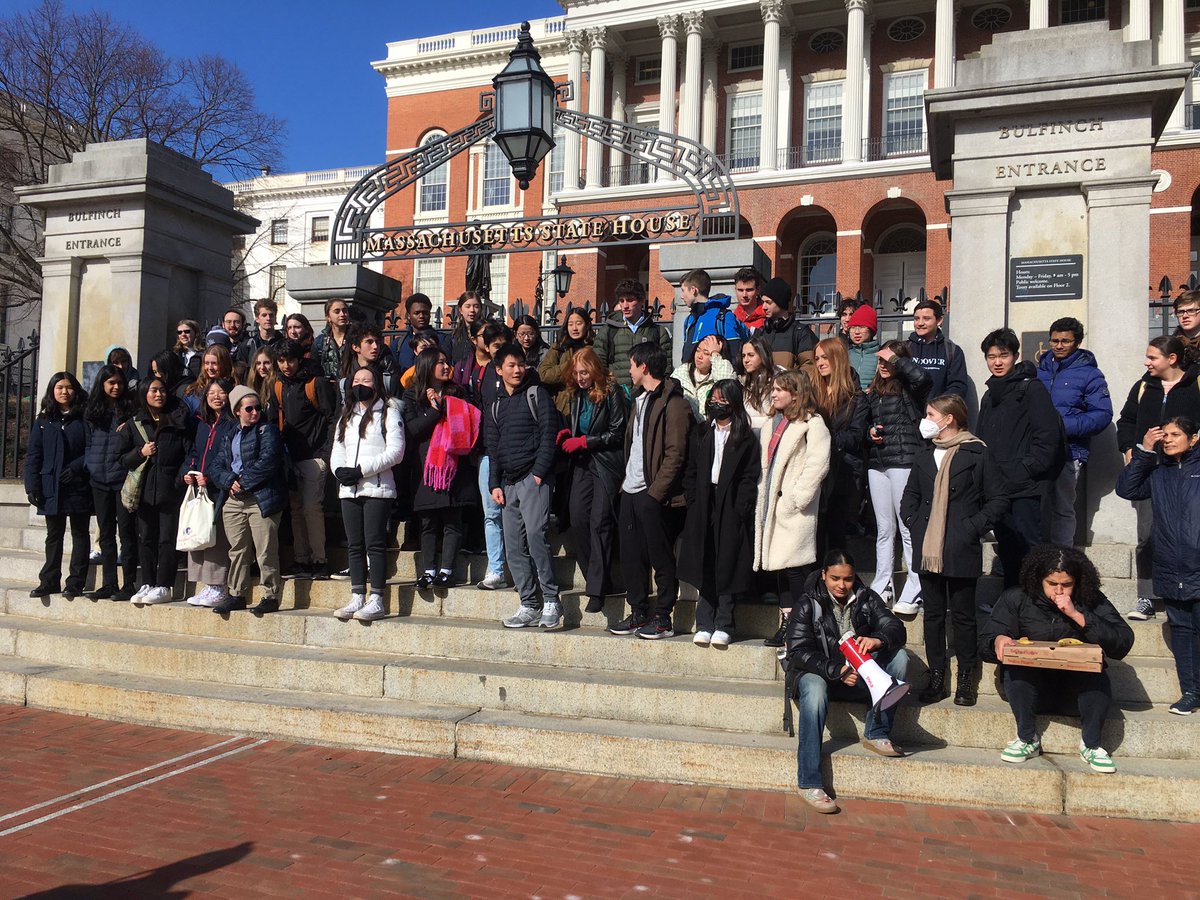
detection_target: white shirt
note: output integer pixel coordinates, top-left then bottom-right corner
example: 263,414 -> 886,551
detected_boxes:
933,446 -> 949,470
711,423 -> 731,484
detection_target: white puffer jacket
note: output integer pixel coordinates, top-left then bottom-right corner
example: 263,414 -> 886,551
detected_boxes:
330,398 -> 406,499
754,413 -> 830,572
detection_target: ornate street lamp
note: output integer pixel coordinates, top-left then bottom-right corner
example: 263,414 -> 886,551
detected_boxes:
492,21 -> 557,190
551,254 -> 574,298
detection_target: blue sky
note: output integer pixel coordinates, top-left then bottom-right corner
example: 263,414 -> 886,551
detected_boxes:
10,0 -> 562,175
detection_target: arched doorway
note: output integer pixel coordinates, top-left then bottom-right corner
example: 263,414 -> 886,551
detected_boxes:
777,204 -> 839,314
874,224 -> 927,311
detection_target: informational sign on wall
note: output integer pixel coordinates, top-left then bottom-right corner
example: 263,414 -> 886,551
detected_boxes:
1009,255 -> 1084,302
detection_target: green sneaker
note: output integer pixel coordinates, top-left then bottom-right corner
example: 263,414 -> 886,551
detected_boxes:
1080,742 -> 1116,774
1001,738 -> 1042,764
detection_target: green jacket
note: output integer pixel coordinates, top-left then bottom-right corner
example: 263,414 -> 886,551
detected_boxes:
597,315 -> 673,389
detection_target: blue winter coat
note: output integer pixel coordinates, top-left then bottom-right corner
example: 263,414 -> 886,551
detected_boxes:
207,420 -> 287,518
25,413 -> 92,516
682,294 -> 750,365
85,412 -> 129,491
1036,348 -> 1113,462
1116,446 -> 1200,600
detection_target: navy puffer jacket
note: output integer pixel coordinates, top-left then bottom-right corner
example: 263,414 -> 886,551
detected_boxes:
1036,348 -> 1113,462
85,411 -> 129,491
1116,446 -> 1200,600
25,413 -> 91,516
207,420 -> 287,518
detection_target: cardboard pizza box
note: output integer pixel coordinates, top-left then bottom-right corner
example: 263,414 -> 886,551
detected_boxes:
1001,640 -> 1103,673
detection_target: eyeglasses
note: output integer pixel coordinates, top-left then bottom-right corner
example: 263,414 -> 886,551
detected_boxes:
1048,338 -> 1076,345
1177,307 -> 1200,317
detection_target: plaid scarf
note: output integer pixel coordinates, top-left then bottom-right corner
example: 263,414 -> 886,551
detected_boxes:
424,395 -> 481,492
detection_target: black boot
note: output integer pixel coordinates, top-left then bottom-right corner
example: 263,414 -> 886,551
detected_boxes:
763,613 -> 789,648
920,668 -> 950,703
954,669 -> 978,706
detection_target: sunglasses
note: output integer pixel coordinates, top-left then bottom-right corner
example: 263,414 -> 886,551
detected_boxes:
241,404 -> 260,412
177,329 -> 193,335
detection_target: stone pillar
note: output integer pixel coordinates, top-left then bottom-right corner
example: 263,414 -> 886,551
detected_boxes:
759,1 -> 783,171
565,30 -> 586,191
680,13 -> 705,143
701,42 -> 720,150
934,0 -> 957,89
1029,0 -> 1049,29
1162,0 -> 1186,130
585,27 -> 608,189
611,54 -> 627,124
657,15 -> 680,182
843,0 -> 868,164
779,28 -> 795,164
1129,0 -> 1151,41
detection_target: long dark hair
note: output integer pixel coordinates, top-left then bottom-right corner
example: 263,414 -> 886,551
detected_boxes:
555,308 -> 595,349
1019,545 -> 1103,611
337,365 -> 389,442
707,378 -> 751,447
137,375 -> 177,434
200,377 -> 236,426
740,335 -> 775,413
150,349 -> 188,391
513,314 -> 546,354
412,347 -> 459,409
867,341 -> 913,397
85,365 -> 133,426
38,371 -> 86,420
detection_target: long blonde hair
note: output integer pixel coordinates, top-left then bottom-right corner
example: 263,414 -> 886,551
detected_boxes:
813,337 -> 857,421
185,345 -> 235,398
246,348 -> 277,404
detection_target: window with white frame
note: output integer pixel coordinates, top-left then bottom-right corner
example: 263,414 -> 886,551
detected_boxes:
635,56 -> 661,84
489,255 -> 509,306
1059,0 -> 1106,23
310,216 -> 329,242
268,265 -> 286,301
419,132 -> 449,214
726,92 -> 762,171
804,81 -> 843,164
415,258 -> 445,304
270,219 -> 288,245
798,235 -> 838,312
729,43 -> 764,72
483,143 -> 512,207
884,71 -> 927,155
548,122 -> 566,194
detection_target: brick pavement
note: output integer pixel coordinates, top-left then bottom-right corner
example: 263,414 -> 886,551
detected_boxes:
0,704 -> 1193,899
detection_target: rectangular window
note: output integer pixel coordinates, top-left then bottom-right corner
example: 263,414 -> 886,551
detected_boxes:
729,43 -> 764,72
310,216 -> 329,242
884,71 -> 927,156
483,143 -> 512,207
727,92 -> 762,171
420,160 -> 449,213
804,81 -> 843,164
270,219 -> 288,245
489,255 -> 509,306
415,258 -> 444,303
635,56 -> 661,84
268,265 -> 286,300
549,123 -> 565,194
1060,0 -> 1106,23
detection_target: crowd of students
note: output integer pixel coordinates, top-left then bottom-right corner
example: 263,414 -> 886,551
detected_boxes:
21,271 -> 1200,814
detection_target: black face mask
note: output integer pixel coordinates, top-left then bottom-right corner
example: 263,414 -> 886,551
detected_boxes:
708,402 -> 733,421
351,385 -> 374,403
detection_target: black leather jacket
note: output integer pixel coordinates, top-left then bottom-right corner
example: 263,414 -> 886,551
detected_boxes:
567,384 -> 629,497
784,572 -> 907,682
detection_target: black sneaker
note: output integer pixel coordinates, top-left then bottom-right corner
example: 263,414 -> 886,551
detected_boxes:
763,623 -> 787,648
433,571 -> 454,588
609,613 -> 647,635
636,617 -> 675,640
309,562 -> 330,581
1169,692 -> 1200,716
415,572 -> 435,590
213,595 -> 248,614
88,585 -> 116,600
330,567 -> 351,581
113,586 -> 134,602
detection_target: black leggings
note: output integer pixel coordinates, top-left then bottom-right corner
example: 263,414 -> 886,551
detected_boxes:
921,573 -> 978,672
341,496 -> 391,593
420,507 -> 464,572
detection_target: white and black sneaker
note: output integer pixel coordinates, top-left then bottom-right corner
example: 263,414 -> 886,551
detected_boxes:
330,566 -> 352,581
1127,597 -> 1156,621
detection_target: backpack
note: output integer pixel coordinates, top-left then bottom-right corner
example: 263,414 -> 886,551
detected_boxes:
273,378 -> 319,432
683,300 -> 748,363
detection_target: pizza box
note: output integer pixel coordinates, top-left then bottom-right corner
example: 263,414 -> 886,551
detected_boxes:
1001,640 -> 1102,673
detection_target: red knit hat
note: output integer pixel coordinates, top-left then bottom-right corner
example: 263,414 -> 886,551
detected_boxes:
847,304 -> 878,333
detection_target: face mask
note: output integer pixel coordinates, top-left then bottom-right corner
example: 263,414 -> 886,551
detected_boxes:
351,384 -> 374,403
708,401 -> 733,421
918,418 -> 943,440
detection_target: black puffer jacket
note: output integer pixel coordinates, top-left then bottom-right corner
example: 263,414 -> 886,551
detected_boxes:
979,586 -> 1134,665
485,370 -> 558,489
976,360 -> 1066,498
854,356 -> 932,470
784,572 -> 907,682
85,411 -> 130,491
566,384 -> 628,498
118,402 -> 196,507
1116,446 -> 1200,599
1115,366 -> 1200,453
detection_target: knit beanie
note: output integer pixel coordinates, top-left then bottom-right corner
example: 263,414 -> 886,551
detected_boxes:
847,304 -> 878,333
229,385 -> 258,412
761,277 -> 793,309
206,326 -> 232,348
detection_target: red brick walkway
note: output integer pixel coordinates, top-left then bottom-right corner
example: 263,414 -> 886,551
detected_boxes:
0,705 -> 1190,898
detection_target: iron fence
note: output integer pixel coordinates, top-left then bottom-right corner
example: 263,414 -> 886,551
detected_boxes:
0,332 -> 39,480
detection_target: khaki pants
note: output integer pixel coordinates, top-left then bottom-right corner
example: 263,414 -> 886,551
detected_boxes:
222,493 -> 282,599
290,457 -> 328,565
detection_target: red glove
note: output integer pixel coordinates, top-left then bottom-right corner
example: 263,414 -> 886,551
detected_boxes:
562,436 -> 588,454
555,428 -> 571,447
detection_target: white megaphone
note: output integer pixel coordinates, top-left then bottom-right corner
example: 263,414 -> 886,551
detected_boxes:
839,631 -> 909,713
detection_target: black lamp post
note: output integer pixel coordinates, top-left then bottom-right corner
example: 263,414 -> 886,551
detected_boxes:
551,255 -> 574,298
492,21 -> 557,190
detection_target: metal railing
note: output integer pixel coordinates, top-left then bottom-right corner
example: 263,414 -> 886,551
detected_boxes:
862,133 -> 928,161
778,142 -> 844,169
0,331 -> 39,480
1188,103 -> 1200,131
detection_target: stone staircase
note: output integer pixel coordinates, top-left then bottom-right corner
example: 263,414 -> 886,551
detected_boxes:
0,481 -> 1195,822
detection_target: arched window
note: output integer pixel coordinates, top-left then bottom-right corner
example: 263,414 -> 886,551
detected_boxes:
876,226 -> 926,255
418,131 -> 449,214
799,234 -> 838,313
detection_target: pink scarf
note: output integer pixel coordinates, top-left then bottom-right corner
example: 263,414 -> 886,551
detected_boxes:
424,395 -> 481,491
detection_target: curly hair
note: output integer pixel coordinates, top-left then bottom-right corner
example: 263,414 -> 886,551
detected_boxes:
1019,545 -> 1103,610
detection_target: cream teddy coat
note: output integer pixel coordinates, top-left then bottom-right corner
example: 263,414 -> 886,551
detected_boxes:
754,412 -> 831,572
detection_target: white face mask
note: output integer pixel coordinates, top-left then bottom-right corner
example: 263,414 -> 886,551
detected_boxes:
918,418 -> 943,440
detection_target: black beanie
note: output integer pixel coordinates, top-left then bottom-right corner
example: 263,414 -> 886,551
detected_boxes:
761,277 -> 793,309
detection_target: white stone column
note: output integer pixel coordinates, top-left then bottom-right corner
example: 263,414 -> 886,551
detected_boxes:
701,43 -> 719,150
934,0 -> 957,88
657,15 -> 680,182
1129,0 -> 1151,41
778,28 -> 794,164
585,27 -> 608,189
1029,0 -> 1049,29
565,30 -> 585,191
758,1 -> 783,170
611,55 -> 628,182
842,0 -> 868,164
680,12 -> 705,143
1162,0 -> 1186,130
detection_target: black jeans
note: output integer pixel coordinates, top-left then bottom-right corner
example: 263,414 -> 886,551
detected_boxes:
1003,665 -> 1111,748
136,500 -> 180,589
569,466 -> 615,598
696,593 -> 735,633
40,512 -> 90,592
761,566 -> 813,610
618,490 -> 681,621
921,573 -> 978,672
994,495 -> 1044,590
342,497 -> 391,592
419,507 -> 464,572
93,486 -> 137,591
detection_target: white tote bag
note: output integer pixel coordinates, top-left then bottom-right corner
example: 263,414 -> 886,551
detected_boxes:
176,484 -> 217,552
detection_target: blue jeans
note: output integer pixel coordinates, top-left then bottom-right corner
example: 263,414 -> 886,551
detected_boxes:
795,647 -> 909,789
477,456 -> 505,577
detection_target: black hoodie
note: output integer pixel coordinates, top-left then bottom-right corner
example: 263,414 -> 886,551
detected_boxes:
976,360 -> 1066,498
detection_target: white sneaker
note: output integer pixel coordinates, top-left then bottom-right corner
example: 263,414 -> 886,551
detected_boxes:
693,631 -> 712,646
186,585 -> 214,606
130,584 -> 152,605
710,630 -> 731,647
142,586 -> 172,605
354,594 -> 386,621
892,600 -> 921,615
477,571 -> 510,590
195,585 -> 226,609
335,593 -> 366,620
89,549 -> 102,562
